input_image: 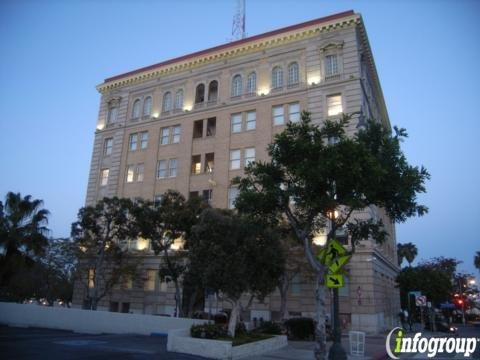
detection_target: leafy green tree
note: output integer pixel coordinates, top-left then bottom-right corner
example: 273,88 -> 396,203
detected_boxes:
234,112 -> 429,359
397,242 -> 418,267
189,208 -> 284,337
71,197 -> 139,310
0,192 -> 50,292
474,251 -> 480,273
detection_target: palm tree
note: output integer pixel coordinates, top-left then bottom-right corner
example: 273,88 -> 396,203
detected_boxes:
397,242 -> 418,267
474,251 -> 480,273
0,192 -> 50,286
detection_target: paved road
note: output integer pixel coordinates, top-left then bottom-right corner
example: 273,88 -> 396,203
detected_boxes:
0,326 -> 208,360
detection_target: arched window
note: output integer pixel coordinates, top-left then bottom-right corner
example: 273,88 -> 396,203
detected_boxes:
143,96 -> 152,116
272,66 -> 283,89
208,80 -> 218,102
288,62 -> 299,86
162,92 -> 172,112
132,99 -> 141,118
195,84 -> 205,104
247,72 -> 256,94
231,74 -> 243,97
175,90 -> 183,109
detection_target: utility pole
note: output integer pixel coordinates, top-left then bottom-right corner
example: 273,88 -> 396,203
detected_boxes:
232,0 -> 246,41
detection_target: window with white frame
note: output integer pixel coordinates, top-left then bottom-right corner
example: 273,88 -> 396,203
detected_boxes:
143,96 -> 152,116
129,133 -> 138,151
175,89 -> 183,109
325,54 -> 339,78
244,147 -> 255,167
126,165 -> 135,183
169,159 -> 177,177
272,66 -> 283,89
273,105 -> 284,125
288,62 -> 299,86
228,187 -> 240,209
247,72 -> 256,94
140,131 -> 148,149
162,92 -> 172,112
327,94 -> 343,116
107,106 -> 118,123
230,150 -> 241,170
157,160 -> 167,179
100,169 -> 109,186
231,113 -> 242,133
136,163 -> 144,182
132,99 -> 141,119
104,138 -> 113,156
231,74 -> 243,97
289,102 -> 300,122
246,111 -> 256,130
160,127 -> 170,145
172,125 -> 181,143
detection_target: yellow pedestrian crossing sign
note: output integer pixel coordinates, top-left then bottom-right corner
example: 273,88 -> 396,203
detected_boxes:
326,274 -> 344,288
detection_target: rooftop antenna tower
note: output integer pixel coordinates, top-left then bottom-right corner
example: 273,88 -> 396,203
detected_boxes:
231,0 -> 246,41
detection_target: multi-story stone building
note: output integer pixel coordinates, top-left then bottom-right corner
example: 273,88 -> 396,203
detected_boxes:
73,10 -> 400,333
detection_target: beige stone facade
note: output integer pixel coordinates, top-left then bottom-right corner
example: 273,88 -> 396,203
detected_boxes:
74,10 -> 400,333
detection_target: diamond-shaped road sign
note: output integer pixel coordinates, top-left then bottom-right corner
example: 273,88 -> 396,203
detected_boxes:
328,254 -> 351,274
326,274 -> 344,288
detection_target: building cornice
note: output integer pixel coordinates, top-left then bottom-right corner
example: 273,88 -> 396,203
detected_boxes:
96,10 -> 359,94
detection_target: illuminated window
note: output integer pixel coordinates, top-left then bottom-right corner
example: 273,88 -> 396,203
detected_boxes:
175,89 -> 183,109
132,99 -> 141,119
230,150 -> 241,170
129,133 -> 138,151
272,66 -> 283,89
228,187 -> 240,209
247,72 -> 256,94
88,269 -> 95,288
288,62 -> 299,86
100,169 -> 109,186
136,164 -> 144,182
104,138 -> 113,156
140,131 -> 148,149
162,92 -> 172,112
325,55 -> 338,78
289,102 -> 300,123
232,74 -> 243,97
123,275 -> 133,290
126,165 -> 135,183
143,96 -> 152,116
231,113 -> 242,133
273,105 -> 284,125
244,148 -> 255,167
246,111 -> 256,130
157,160 -> 167,179
205,153 -> 214,173
191,155 -> 201,175
160,127 -> 170,145
327,94 -> 343,116
172,125 -> 181,143
144,269 -> 156,291
169,159 -> 177,177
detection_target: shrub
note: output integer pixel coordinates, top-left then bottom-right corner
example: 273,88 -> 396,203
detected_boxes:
255,321 -> 282,335
235,321 -> 247,337
190,323 -> 227,339
284,317 -> 315,340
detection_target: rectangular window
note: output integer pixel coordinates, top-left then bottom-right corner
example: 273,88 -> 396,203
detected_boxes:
327,94 -> 343,116
153,195 -> 163,207
205,153 -> 214,173
172,125 -> 181,144
189,191 -> 199,199
129,133 -> 138,151
88,269 -> 95,288
291,274 -> 302,295
244,148 -> 255,167
121,302 -> 130,313
193,120 -> 203,139
104,138 -> 113,156
160,278 -> 169,292
289,102 -> 300,123
191,155 -> 201,175
160,127 -> 170,145
231,113 -> 242,133
107,107 -> 118,124
126,165 -> 135,183
207,117 -> 216,137
136,163 -> 144,182
145,269 -> 156,291
157,160 -> 167,179
325,54 -> 338,77
140,131 -> 148,149
228,187 -> 240,209
123,275 -> 133,290
230,149 -> 241,170
100,169 -> 109,186
202,189 -> 212,205
169,159 -> 177,177
273,105 -> 284,126
246,111 -> 256,130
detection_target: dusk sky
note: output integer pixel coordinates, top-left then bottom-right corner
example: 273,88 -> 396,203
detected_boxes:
0,0 -> 479,277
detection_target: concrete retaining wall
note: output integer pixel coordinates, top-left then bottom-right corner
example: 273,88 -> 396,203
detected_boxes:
0,302 -> 207,335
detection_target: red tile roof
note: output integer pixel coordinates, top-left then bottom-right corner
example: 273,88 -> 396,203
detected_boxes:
103,10 -> 355,83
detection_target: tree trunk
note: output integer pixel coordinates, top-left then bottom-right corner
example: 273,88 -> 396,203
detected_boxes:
314,271 -> 328,360
174,281 -> 183,317
187,287 -> 198,318
278,274 -> 290,321
227,298 -> 240,338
